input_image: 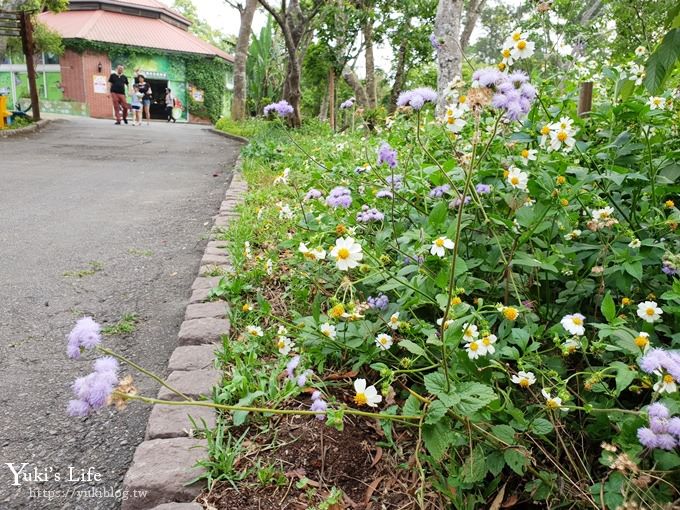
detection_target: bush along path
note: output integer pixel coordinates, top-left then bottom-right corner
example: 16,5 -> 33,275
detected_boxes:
64,30 -> 680,510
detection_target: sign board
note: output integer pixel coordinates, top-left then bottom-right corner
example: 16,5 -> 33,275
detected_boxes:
93,75 -> 107,94
138,70 -> 167,80
191,87 -> 204,102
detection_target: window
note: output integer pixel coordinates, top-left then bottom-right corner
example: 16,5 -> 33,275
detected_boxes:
44,53 -> 60,65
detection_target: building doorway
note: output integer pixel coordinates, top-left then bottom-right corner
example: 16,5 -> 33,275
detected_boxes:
145,78 -> 168,120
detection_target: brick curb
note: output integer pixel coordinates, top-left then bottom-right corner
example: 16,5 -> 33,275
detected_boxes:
121,157 -> 247,509
0,118 -> 52,138
208,127 -> 249,144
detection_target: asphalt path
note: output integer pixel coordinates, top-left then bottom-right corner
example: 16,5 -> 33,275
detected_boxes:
0,117 -> 240,509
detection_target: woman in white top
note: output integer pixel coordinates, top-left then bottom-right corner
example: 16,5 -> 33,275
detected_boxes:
165,88 -> 176,123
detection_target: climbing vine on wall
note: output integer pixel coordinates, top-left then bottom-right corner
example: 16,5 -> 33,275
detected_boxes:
65,39 -> 230,122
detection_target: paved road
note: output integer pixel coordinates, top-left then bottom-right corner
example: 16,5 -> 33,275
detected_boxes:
0,117 -> 240,509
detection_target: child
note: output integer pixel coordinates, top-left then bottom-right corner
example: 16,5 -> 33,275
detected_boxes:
130,84 -> 143,126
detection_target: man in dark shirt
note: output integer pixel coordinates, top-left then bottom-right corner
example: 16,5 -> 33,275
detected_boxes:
108,65 -> 129,125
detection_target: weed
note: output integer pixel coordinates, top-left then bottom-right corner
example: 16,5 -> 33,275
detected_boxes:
63,261 -> 104,278
101,313 -> 139,336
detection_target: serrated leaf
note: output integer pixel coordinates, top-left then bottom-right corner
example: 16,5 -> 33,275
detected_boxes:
423,420 -> 453,461
402,394 -> 421,418
530,418 -> 554,435
486,450 -> 505,476
491,424 -> 516,445
424,372 -> 460,408
601,291 -> 616,323
453,382 -> 496,415
425,400 -> 448,424
611,361 -> 636,396
428,201 -> 448,227
504,448 -> 528,475
398,339 -> 426,356
460,445 -> 487,484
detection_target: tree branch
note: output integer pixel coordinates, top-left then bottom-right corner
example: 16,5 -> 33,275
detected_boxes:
459,0 -> 487,51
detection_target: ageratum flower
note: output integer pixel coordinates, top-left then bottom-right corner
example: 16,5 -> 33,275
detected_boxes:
429,184 -> 450,198
68,357 -> 120,417
263,100 -> 294,117
339,97 -> 355,109
66,317 -> 102,359
397,87 -> 437,110
356,206 -> 384,223
310,396 -> 327,420
476,183 -> 492,194
377,142 -> 398,168
367,294 -> 389,310
376,189 -> 393,199
326,186 -> 352,208
304,188 -> 323,201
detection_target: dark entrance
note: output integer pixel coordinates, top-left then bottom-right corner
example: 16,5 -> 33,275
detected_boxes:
146,79 -> 168,120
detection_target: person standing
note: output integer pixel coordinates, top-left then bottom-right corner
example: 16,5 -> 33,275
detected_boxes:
108,65 -> 129,125
136,73 -> 152,125
165,88 -> 176,123
130,84 -> 143,126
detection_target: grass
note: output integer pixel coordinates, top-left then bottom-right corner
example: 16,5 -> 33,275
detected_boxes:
101,313 -> 139,336
214,117 -> 262,138
127,248 -> 154,257
63,261 -> 104,278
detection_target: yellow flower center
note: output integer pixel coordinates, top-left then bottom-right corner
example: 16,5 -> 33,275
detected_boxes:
498,62 -> 506,71
556,176 -> 566,184
277,339 -> 285,349
663,374 -> 674,384
521,149 -> 529,158
646,308 -> 655,316
354,392 -> 368,406
502,48 -> 511,58
242,304 -> 251,312
459,95 -> 466,104
504,307 -> 519,320
665,200 -> 674,208
557,131 -> 568,142
469,341 -> 479,352
519,378 -> 530,388
560,198 -> 569,206
379,336 -> 388,345
435,238 -> 445,247
622,298 -> 632,305
541,126 -> 550,135
447,117 -> 455,124
329,304 -> 345,318
654,98 -> 661,105
546,399 -> 560,409
465,327 -> 475,337
451,296 -> 462,305
572,317 -> 583,326
510,176 -> 520,185
634,335 -> 648,348
337,247 -> 350,260
512,33 -> 521,41
517,40 -> 527,50
482,337 -> 491,346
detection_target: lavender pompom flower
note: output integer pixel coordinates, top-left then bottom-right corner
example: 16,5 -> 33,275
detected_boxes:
310,395 -> 328,420
326,186 -> 352,208
385,174 -> 403,189
305,188 -> 323,201
639,348 -> 680,380
472,68 -> 503,88
286,355 -> 301,380
648,402 -> 670,419
68,362 -> 119,417
476,183 -> 492,194
263,100 -> 294,118
340,97 -> 355,110
669,417 -> 680,436
297,369 -> 313,387
94,356 -> 119,374
367,294 -> 389,310
67,317 -> 102,359
67,399 -> 92,417
637,427 -> 659,448
656,434 -> 677,450
396,88 -> 437,111
377,142 -> 398,168
376,189 -> 393,199
472,67 -> 535,121
662,253 -> 679,276
357,205 -> 385,223
450,195 -> 471,208
429,184 -> 450,198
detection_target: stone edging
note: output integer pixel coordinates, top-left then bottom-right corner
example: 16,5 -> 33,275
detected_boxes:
208,127 -> 249,144
120,158 -> 248,510
0,118 -> 52,138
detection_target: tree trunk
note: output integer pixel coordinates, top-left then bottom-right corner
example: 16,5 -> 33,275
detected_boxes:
341,66 -> 368,106
363,20 -> 376,109
328,68 -> 335,130
434,0 -> 463,113
231,0 -> 258,121
318,92 -> 329,121
285,49 -> 302,127
459,0 -> 487,52
388,38 -> 408,113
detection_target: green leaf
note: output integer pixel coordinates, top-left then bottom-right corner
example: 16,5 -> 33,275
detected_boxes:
232,391 -> 265,426
402,394 -> 421,418
644,28 -> 680,94
399,339 -> 426,357
424,372 -> 460,408
504,448 -> 528,475
611,361 -> 637,396
622,261 -> 642,281
486,450 -> 505,477
601,291 -> 616,323
425,400 -> 448,424
460,445 -> 487,484
428,201 -> 449,227
453,382 -> 496,415
530,418 -> 554,436
491,424 -> 516,445
423,420 -> 453,461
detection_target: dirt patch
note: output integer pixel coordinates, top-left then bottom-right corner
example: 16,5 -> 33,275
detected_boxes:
200,408 -> 420,509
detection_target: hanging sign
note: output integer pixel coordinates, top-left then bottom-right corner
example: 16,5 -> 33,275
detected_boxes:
93,75 -> 107,94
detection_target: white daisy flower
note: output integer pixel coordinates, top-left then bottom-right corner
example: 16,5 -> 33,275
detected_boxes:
299,242 -> 326,261
628,238 -> 641,249
591,207 -> 615,222
310,246 -> 327,260
637,301 -> 663,323
436,317 -> 453,330
388,312 -> 400,330
353,378 -> 382,407
635,46 -> 646,56
481,333 -> 497,354
511,371 -> 536,388
444,105 -> 466,133
549,116 -> 575,133
276,201 -> 294,219
501,46 -> 515,66
330,237 -> 363,271
430,236 -> 455,257
564,229 -> 582,240
465,339 -> 487,359
541,389 -> 564,410
462,323 -> 479,343
273,167 -> 290,185
653,372 -> 677,394
560,313 -> 586,336
648,96 -> 666,110
634,331 -> 650,351
320,322 -> 337,339
276,336 -> 295,355
510,39 -> 535,60
504,28 -> 527,48
277,325 -> 288,335
246,325 -> 264,337
520,148 -> 537,162
549,129 -> 576,152
375,333 -> 393,350
506,166 -> 529,191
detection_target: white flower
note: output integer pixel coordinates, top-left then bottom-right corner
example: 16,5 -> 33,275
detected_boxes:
562,338 -> 580,352
523,196 -> 535,207
500,46 -> 515,66
511,371 -> 536,388
635,46 -> 647,56
462,323 -> 479,343
637,301 -> 663,323
299,242 -> 326,261
634,331 -> 649,351
506,166 -> 529,191
276,336 -> 295,355
541,388 -> 564,410
277,325 -> 288,335
480,333 -> 497,354
648,96 -> 666,110
520,148 -> 537,162
549,116 -> 575,133
375,333 -> 393,350
653,372 -> 677,394
629,63 -> 645,85
320,322 -> 337,339
628,238 -> 641,249
273,167 -> 290,185
444,105 -> 466,133
430,236 -> 455,257
564,229 -> 582,240
560,313 -> 586,336
246,325 -> 263,337
244,241 -> 252,259
276,201 -> 294,219
436,317 -> 453,330
556,40 -> 572,56
549,129 -> 576,152
353,378 -> 382,407
465,339 -> 487,359
388,312 -> 400,330
265,258 -> 273,275
330,237 -> 363,271
504,28 -> 527,48
510,39 -> 535,60
591,207 -> 615,222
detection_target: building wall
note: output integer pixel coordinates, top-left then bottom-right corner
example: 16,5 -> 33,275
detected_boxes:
59,50 -> 85,102
81,51 -> 113,119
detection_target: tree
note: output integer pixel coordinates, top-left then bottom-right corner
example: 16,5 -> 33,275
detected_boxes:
173,0 -> 235,52
226,0 -> 259,121
0,0 -> 67,62
258,0 -> 326,127
433,0 -> 487,110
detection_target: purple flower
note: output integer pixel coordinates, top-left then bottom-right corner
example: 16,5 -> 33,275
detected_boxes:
326,187 -> 352,208
385,175 -> 402,189
396,88 -> 437,111
656,433 -> 677,450
508,71 -> 529,84
357,206 -> 384,223
264,100 -> 294,118
367,294 -> 389,310
473,68 -> 503,88
305,188 -> 323,201
429,184 -> 451,198
94,356 -> 119,374
662,260 -> 678,276
639,348 -> 668,374
429,34 -> 442,51
648,402 -> 670,419
476,183 -> 492,194
478,68 -> 536,121
340,98 -> 355,110
67,399 -> 91,417
286,355 -> 300,380
297,369 -> 313,387
377,142 -> 398,168
450,195 -> 471,208
637,427 -> 659,448
650,416 -> 669,434
71,371 -> 117,411
66,317 -> 102,359
310,398 -> 327,420
376,189 -> 393,199
311,390 -> 322,401
668,417 -> 680,436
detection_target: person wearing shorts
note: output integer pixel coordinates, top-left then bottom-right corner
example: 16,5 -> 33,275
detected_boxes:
130,84 -> 143,126
136,74 -> 152,125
